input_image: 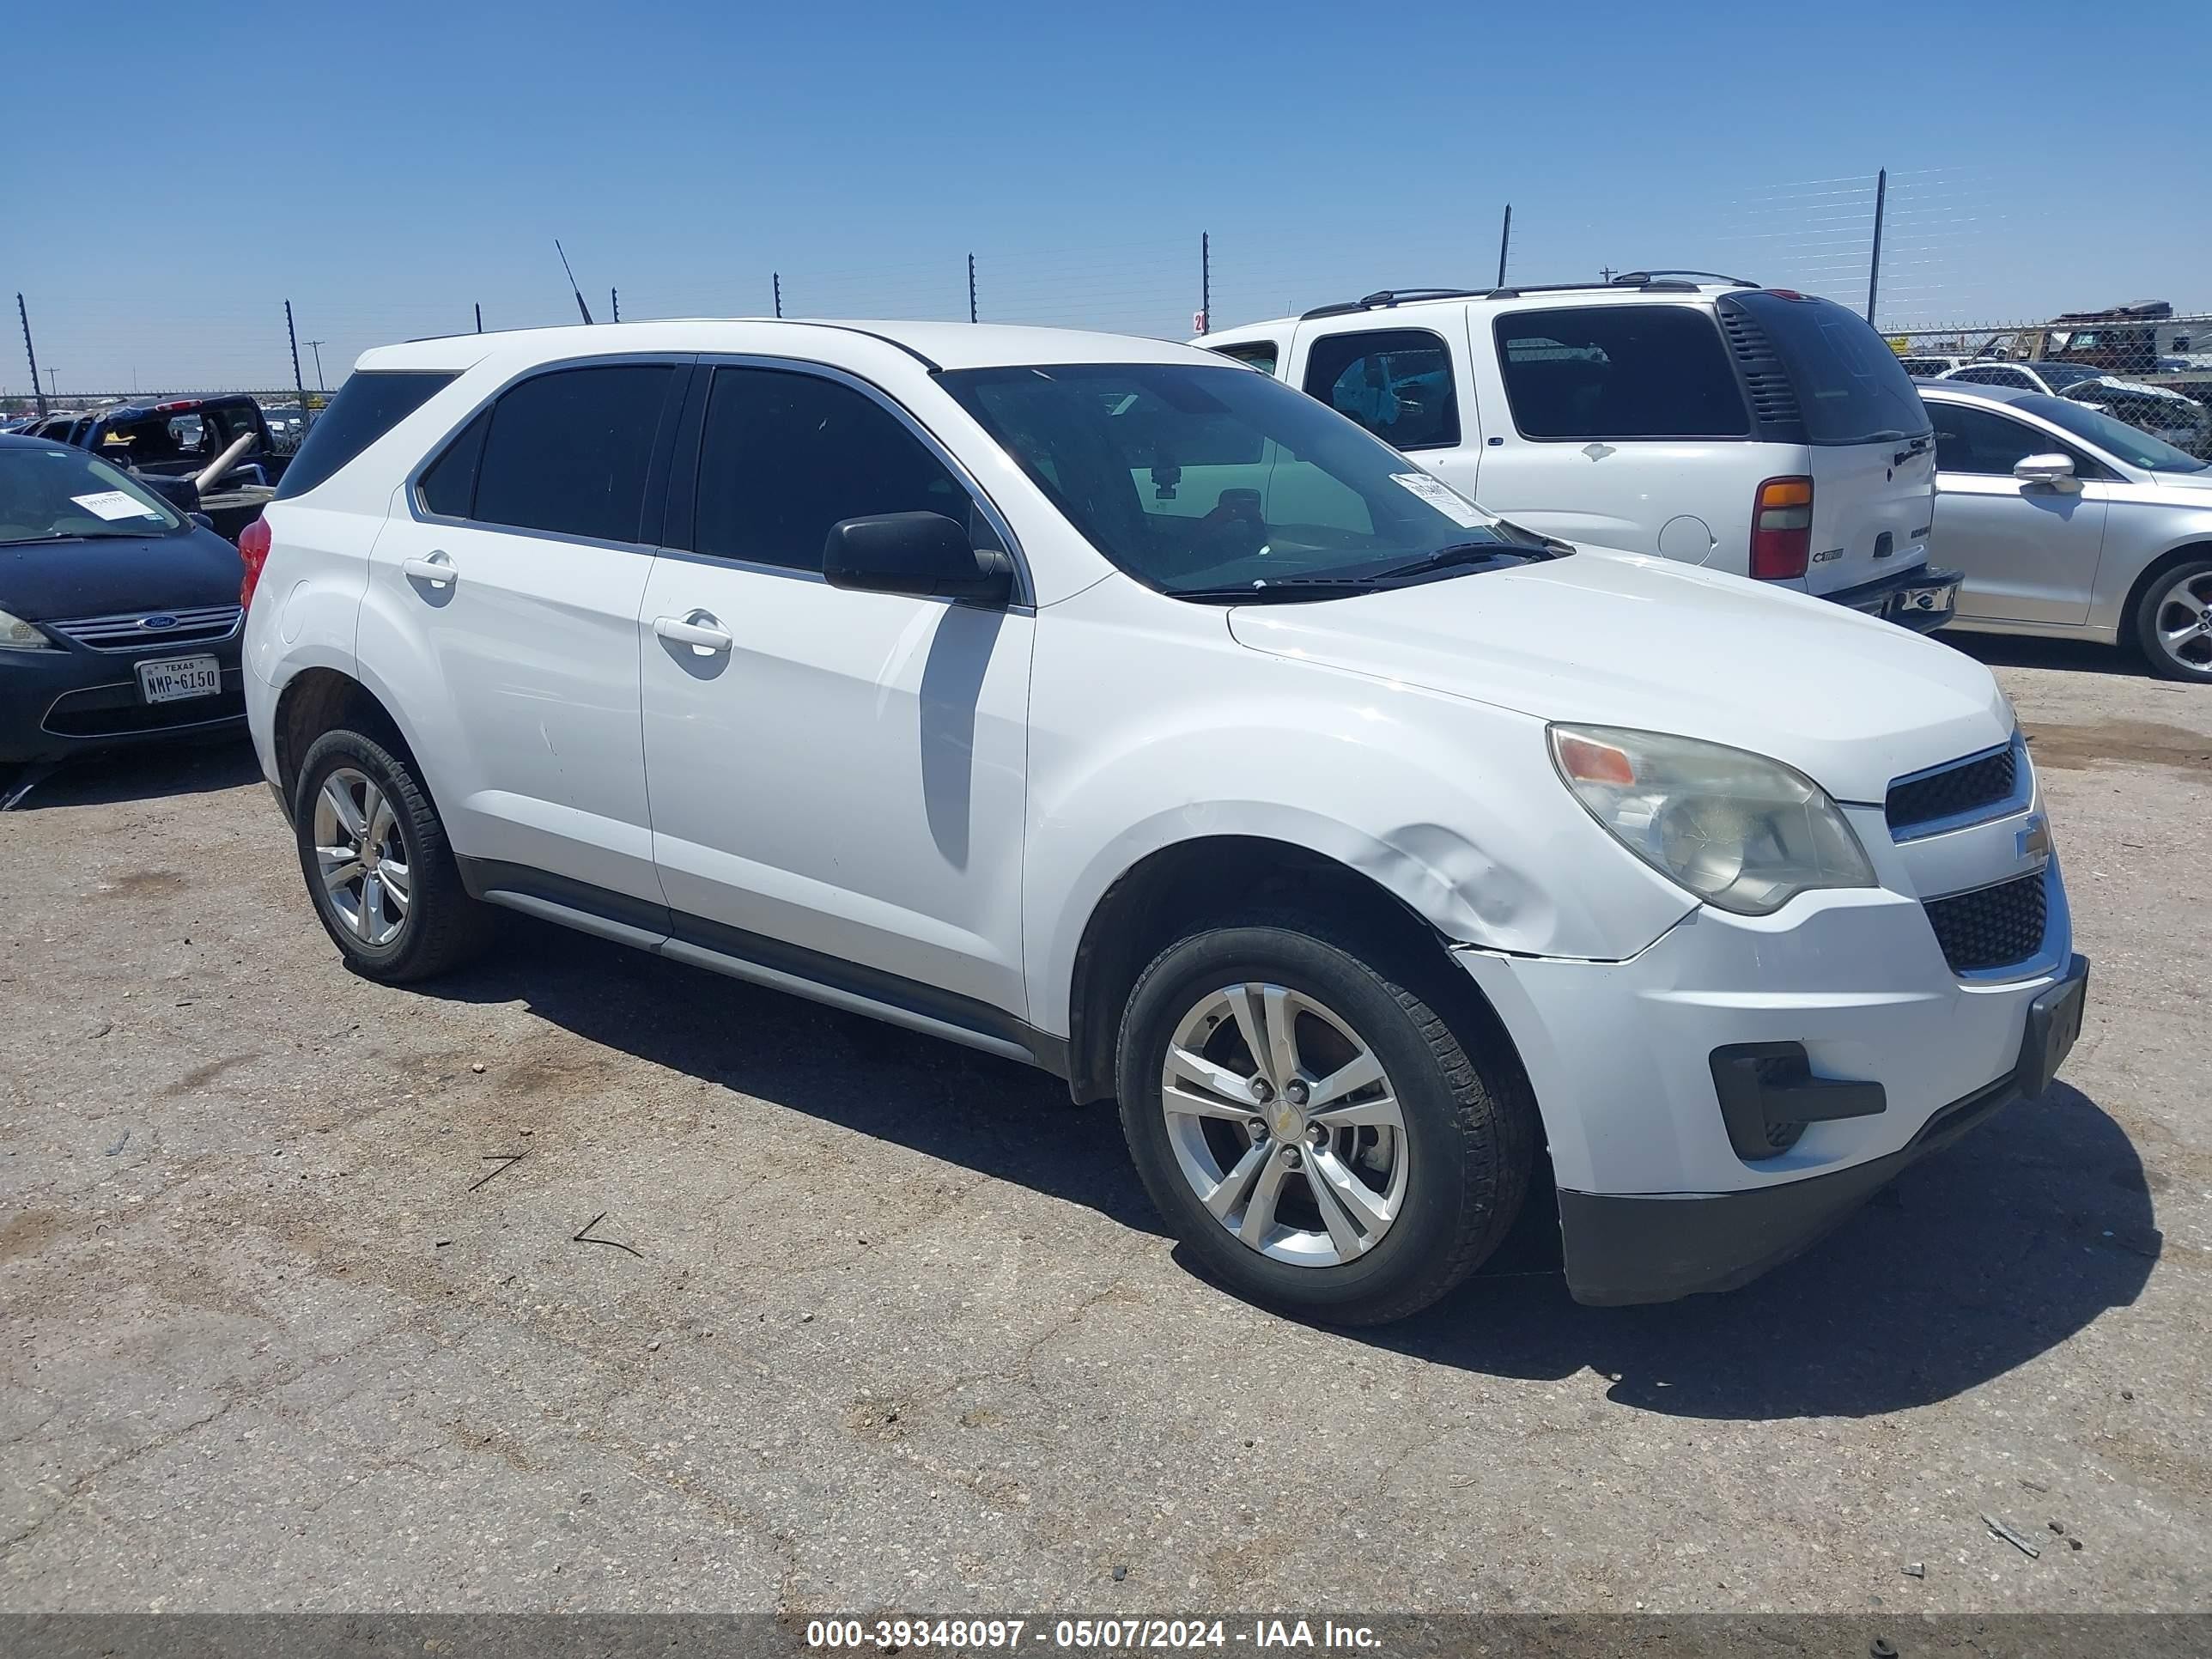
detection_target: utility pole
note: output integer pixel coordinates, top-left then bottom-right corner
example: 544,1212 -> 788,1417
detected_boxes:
1600,266 -> 1616,283
1496,204 -> 1512,289
475,302 -> 483,333
16,293 -> 46,416
611,288 -> 620,323
967,253 -> 978,324
307,340 -> 327,392
1865,167 -> 1888,325
285,301 -> 308,414
773,272 -> 782,319
1199,231 -> 1211,334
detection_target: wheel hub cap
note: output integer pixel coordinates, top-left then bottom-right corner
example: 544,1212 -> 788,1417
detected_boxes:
310,767 -> 411,949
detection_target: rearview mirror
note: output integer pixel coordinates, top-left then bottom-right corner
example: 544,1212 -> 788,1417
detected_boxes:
823,512 -> 1014,605
2014,453 -> 2080,490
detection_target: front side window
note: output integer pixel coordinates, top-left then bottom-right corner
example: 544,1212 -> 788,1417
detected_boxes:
1210,340 -> 1280,377
470,363 -> 673,543
940,362 -> 1542,601
1301,329 -> 1461,450
1495,306 -> 1747,441
690,367 -> 974,573
0,443 -> 185,544
2013,394 -> 2208,474
1929,404 -> 2068,477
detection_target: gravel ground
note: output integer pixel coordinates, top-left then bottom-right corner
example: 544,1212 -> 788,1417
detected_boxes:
1,633 -> 2207,1617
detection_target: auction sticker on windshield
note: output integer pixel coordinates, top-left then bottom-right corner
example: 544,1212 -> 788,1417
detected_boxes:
1390,471 -> 1484,527
137,655 -> 222,703
72,490 -> 163,522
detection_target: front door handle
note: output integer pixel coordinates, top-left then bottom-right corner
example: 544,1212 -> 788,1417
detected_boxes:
654,611 -> 733,653
401,551 -> 456,588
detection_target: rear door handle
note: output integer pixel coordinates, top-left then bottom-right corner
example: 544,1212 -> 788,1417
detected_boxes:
654,611 -> 733,653
401,552 -> 456,587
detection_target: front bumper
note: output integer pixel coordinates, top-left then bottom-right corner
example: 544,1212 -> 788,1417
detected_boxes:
1823,562 -> 1963,634
1557,956 -> 2088,1304
0,636 -> 246,763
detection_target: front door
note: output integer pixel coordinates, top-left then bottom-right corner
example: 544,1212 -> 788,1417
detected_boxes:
638,362 -> 1034,1019
1928,400 -> 2109,624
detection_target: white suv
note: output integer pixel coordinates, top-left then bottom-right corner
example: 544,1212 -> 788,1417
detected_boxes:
1200,275 -> 1962,628
242,319 -> 2086,1323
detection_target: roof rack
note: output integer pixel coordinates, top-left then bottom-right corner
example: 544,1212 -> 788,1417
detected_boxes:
1300,271 -> 1758,319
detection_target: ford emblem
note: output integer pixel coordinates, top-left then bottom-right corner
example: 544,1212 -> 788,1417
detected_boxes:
141,614 -> 179,629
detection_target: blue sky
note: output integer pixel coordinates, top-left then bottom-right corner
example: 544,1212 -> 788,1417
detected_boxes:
7,0 -> 2206,398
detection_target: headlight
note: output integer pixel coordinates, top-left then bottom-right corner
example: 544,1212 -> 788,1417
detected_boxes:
0,607 -> 56,651
1549,724 -> 1875,915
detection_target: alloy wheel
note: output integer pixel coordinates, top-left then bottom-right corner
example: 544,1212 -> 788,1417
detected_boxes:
1158,982 -> 1407,1267
2150,568 -> 2212,675
311,766 -> 411,948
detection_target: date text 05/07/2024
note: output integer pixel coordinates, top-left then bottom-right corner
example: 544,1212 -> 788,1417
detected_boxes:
803,1617 -> 1384,1650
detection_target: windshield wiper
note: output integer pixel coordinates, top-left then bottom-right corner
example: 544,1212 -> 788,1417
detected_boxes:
1368,541 -> 1547,581
1,532 -> 159,546
1170,576 -> 1393,604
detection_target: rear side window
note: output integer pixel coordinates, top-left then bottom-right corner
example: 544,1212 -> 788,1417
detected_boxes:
1496,307 -> 1748,441
273,371 -> 454,499
416,410 -> 489,518
1210,340 -> 1280,376
1723,292 -> 1930,444
690,367 -> 973,573
471,364 -> 674,544
1303,329 -> 1459,450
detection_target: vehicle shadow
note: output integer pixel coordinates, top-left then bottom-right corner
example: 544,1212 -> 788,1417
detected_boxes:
3,736 -> 262,811
423,918 -> 2157,1423
1939,629 -> 2151,680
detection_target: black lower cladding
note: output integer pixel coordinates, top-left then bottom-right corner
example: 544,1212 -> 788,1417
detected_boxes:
452,856 -> 1070,1076
1561,955 -> 2090,1306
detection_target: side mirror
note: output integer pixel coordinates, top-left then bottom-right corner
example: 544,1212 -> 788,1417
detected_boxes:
189,512 -> 216,532
2014,453 -> 2081,490
822,512 -> 1014,605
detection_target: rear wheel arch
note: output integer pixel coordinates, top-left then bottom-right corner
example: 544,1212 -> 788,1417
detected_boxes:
273,668 -> 413,812
1061,835 -> 1528,1109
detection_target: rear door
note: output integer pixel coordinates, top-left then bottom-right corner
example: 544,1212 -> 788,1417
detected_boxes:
1926,398 -> 2107,624
1474,301 -> 1755,562
1720,291 -> 1936,598
362,358 -> 686,905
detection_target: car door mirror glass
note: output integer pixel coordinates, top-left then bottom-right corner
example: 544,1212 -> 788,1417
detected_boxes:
823,512 -> 1013,605
2014,453 -> 2080,489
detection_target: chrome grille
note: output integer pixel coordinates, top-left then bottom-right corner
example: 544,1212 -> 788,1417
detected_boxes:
1886,738 -> 2025,838
1923,871 -> 2048,974
47,604 -> 243,652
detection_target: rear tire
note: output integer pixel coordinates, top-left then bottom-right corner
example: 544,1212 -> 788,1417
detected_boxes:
1115,921 -> 1535,1326
292,728 -> 495,982
2132,556 -> 2212,682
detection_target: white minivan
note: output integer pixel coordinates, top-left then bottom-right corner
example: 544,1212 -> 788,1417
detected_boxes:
242,318 -> 2082,1324
1200,275 -> 1961,629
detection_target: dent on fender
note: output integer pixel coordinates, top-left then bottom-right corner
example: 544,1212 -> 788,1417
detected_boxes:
1355,821 -> 1557,944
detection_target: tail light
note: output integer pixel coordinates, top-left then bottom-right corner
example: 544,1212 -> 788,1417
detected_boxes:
238,516 -> 272,611
1750,477 -> 1813,580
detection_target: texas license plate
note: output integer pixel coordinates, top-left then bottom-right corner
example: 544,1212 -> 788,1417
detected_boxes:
137,654 -> 222,703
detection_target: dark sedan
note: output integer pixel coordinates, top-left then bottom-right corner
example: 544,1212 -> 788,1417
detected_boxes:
0,434 -> 246,765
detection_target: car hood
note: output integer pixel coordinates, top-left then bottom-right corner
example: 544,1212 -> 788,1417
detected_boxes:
0,526 -> 242,623
1226,547 -> 2011,805
2148,468 -> 2212,494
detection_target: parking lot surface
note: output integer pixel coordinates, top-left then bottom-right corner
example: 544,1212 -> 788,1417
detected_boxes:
3,635 -> 2207,1615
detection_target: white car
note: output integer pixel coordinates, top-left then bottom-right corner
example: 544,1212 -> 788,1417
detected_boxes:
240,319 -> 2086,1322
1198,275 -> 1960,629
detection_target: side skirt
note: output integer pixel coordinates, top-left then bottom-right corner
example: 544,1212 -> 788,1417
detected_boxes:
456,856 -> 1070,1078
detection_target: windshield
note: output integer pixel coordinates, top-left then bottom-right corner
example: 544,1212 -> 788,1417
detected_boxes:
2014,395 -> 2209,473
1725,291 -> 1931,445
938,362 -> 1540,599
0,444 -> 185,544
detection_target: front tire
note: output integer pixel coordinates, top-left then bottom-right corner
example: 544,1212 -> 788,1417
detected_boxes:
2133,557 -> 2212,682
292,728 -> 495,981
1115,923 -> 1535,1325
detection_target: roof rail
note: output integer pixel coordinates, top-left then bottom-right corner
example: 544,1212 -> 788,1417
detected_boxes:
1298,288 -> 1484,320
1609,269 -> 1758,289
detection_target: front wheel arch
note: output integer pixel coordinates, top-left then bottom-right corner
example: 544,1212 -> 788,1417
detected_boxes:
2118,542 -> 2212,668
